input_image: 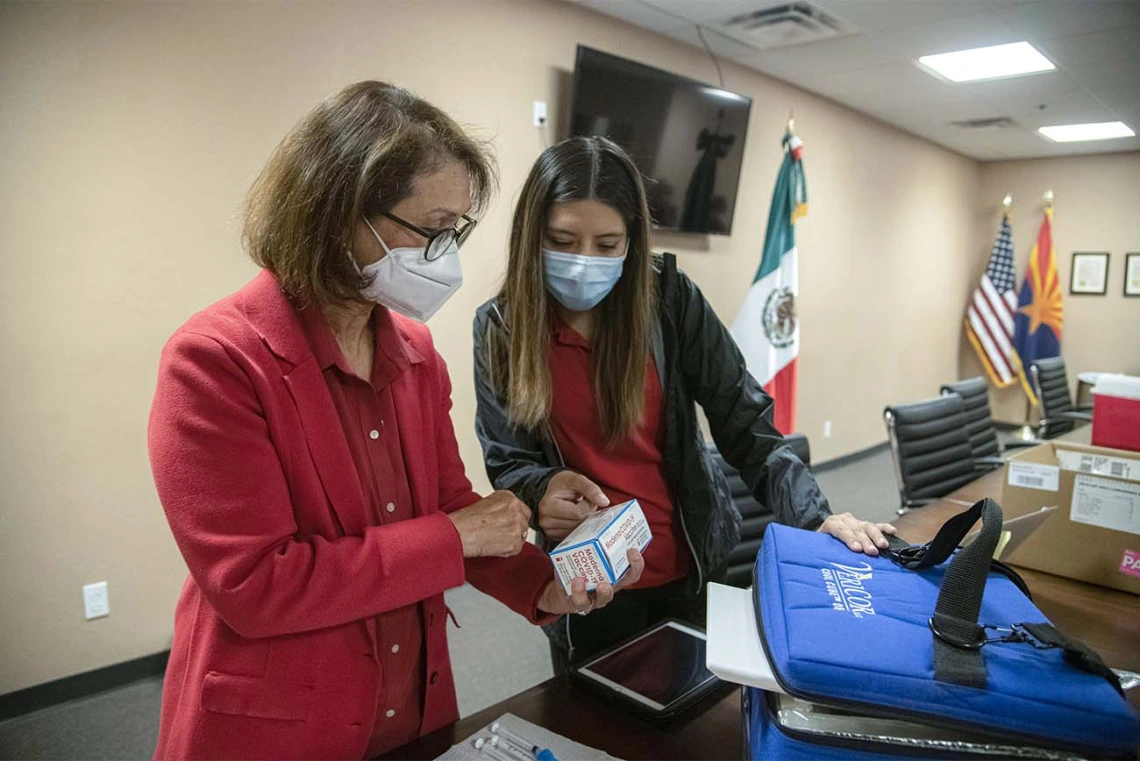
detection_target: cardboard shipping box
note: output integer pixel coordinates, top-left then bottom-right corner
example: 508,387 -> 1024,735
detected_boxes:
1001,440 -> 1140,595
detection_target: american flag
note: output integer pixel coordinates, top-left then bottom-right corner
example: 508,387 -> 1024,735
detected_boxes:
965,216 -> 1022,386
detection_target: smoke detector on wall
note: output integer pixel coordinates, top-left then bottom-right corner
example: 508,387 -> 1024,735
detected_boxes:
714,2 -> 857,51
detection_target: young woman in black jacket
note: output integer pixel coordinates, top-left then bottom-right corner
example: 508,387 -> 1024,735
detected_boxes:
472,136 -> 894,671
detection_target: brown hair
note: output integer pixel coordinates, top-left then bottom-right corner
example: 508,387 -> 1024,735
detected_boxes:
489,137 -> 656,445
243,80 -> 496,304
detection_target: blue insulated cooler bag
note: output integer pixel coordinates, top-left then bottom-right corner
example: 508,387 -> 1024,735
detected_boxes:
748,498 -> 1140,759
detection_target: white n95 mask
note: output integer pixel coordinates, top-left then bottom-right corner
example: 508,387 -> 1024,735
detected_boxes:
356,217 -> 463,322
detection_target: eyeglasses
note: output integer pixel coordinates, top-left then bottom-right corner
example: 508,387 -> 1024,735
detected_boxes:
382,211 -> 478,262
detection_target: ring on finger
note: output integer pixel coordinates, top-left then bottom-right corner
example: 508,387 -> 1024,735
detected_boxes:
576,590 -> 597,617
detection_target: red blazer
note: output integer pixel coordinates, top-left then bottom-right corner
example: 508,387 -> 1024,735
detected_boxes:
148,271 -> 556,760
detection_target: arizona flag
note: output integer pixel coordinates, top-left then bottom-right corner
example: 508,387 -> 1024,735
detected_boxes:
1013,208 -> 1063,405
731,131 -> 806,434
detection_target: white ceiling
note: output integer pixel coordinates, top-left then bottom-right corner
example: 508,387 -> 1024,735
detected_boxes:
569,0 -> 1140,160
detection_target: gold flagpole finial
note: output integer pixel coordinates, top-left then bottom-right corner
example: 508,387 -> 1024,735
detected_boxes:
1002,193 -> 1013,214
787,110 -> 795,134
1043,189 -> 1054,208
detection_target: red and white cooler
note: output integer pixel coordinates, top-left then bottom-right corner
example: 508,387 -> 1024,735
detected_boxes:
1091,374 -> 1140,452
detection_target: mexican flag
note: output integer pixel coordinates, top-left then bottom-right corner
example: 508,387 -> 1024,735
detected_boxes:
730,132 -> 806,435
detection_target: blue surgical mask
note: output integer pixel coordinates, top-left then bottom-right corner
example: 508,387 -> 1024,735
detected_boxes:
543,249 -> 626,312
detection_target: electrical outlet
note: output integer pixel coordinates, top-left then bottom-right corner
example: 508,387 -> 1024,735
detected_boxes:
823,420 -> 832,439
533,100 -> 548,128
83,581 -> 109,620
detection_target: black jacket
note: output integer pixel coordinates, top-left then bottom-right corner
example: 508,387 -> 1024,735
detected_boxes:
472,253 -> 831,595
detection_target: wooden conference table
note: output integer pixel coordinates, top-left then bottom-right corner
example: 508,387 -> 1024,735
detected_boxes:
386,427 -> 1140,760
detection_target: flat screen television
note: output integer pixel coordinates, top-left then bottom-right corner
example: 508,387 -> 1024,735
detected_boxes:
569,45 -> 752,236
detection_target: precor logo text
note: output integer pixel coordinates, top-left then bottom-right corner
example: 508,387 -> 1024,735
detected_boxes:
820,561 -> 876,619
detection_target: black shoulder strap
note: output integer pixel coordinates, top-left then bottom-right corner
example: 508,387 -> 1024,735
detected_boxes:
888,500 -> 1125,693
884,500 -> 1002,687
927,498 -> 1003,688
1018,623 -> 1126,696
884,501 -> 991,571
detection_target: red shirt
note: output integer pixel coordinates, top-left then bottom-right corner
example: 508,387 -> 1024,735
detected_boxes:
548,319 -> 692,589
297,304 -> 424,757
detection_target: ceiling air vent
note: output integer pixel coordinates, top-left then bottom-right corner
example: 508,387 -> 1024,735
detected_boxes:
949,117 -> 1016,130
716,2 -> 857,51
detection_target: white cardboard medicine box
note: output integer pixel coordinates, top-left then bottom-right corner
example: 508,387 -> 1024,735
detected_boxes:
549,499 -> 653,593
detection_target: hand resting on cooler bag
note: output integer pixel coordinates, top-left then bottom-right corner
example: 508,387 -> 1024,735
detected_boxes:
817,512 -> 898,557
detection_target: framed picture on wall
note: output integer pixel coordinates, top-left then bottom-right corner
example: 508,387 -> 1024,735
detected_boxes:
1070,252 -> 1109,295
1126,253 -> 1140,297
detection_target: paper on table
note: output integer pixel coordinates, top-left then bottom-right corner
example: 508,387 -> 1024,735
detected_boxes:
433,712 -> 622,761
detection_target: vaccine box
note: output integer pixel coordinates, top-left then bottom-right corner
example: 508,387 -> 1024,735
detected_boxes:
549,499 -> 652,594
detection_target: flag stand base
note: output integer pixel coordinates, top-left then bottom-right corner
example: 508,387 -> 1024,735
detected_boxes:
1014,425 -> 1038,442
1014,397 -> 1040,442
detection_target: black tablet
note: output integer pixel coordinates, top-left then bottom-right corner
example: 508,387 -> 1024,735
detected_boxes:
570,619 -> 724,719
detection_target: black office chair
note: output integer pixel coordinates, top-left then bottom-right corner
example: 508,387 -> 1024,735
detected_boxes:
709,433 -> 810,589
1030,357 -> 1092,439
940,377 -> 1038,462
883,395 -> 979,514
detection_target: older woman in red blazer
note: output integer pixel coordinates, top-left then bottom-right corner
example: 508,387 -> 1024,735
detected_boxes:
147,81 -> 643,761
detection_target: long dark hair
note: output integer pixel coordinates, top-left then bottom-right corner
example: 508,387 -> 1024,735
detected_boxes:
490,136 -> 656,444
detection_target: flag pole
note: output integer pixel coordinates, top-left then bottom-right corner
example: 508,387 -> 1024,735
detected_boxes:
1015,190 -> 1056,442
1006,191 -> 1036,441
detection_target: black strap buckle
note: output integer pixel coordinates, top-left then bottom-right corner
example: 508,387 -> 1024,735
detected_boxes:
982,625 -> 1018,643
928,616 -> 986,650
887,544 -> 927,568
982,623 -> 1126,696
929,620 -> 1057,651
985,623 -> 1057,649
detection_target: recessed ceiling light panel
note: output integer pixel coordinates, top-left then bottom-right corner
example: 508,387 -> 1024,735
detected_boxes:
1038,122 -> 1135,142
918,41 -> 1055,83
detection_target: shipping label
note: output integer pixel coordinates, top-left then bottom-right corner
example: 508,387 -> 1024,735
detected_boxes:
1069,474 -> 1140,537
1008,461 -> 1060,492
1055,449 -> 1140,481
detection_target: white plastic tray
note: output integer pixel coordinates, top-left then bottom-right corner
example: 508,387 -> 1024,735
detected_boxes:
705,582 -> 784,693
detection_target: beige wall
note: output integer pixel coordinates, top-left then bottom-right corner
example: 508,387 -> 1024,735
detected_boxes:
0,0 -> 986,694
967,153 -> 1140,422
